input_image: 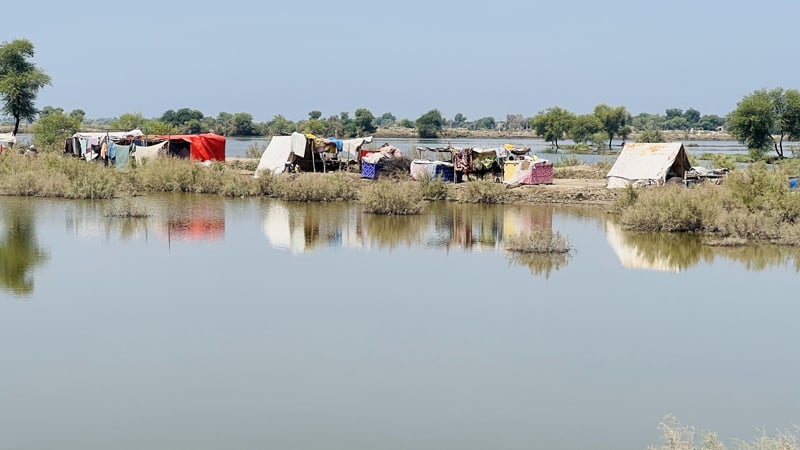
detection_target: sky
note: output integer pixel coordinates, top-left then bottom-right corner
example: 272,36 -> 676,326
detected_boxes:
4,0 -> 799,123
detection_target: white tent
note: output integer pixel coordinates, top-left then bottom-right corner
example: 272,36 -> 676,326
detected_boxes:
254,135 -> 297,177
74,129 -> 144,140
0,132 -> 16,146
605,142 -> 692,189
605,221 -> 681,272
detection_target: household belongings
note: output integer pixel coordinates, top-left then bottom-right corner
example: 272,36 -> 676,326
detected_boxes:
64,129 -> 145,162
361,144 -> 407,179
605,142 -> 692,189
254,133 -> 374,176
452,147 -> 501,182
503,157 -> 553,185
410,160 -> 455,182
0,132 -> 16,152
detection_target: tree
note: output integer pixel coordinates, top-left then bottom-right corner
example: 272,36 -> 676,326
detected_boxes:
111,113 -> 146,131
453,113 -> 467,127
472,116 -> 496,130
232,112 -> 255,136
416,109 -> 444,138
636,128 -> 665,143
530,106 -> 575,149
266,114 -> 294,136
594,104 -> 629,150
31,108 -> 80,148
0,39 -> 51,135
568,114 -> 602,144
727,88 -> 800,159
665,108 -> 683,120
376,112 -> 396,127
353,108 -> 377,135
308,110 -> 322,120
683,108 -> 701,125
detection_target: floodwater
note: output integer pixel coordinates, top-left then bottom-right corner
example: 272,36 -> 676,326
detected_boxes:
1,195 -> 799,450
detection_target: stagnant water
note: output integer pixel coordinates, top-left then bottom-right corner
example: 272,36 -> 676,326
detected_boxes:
1,194 -> 798,450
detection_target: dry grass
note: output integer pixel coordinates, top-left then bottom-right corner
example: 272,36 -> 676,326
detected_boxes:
648,415 -> 799,450
460,180 -> 508,204
360,180 -> 423,215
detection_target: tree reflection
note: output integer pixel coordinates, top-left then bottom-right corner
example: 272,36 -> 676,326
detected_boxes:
506,251 -> 571,279
0,203 -> 48,296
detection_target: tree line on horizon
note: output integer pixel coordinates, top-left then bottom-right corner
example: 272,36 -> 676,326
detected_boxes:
1,38 -> 799,160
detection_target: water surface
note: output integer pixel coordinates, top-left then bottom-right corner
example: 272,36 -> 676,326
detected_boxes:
1,195 -> 798,450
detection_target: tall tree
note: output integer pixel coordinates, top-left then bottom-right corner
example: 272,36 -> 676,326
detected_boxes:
530,107 -> 575,149
0,39 -> 51,135
728,87 -> 800,159
416,109 -> 444,138
593,104 -> 629,150
353,108 -> 377,135
568,114 -> 602,144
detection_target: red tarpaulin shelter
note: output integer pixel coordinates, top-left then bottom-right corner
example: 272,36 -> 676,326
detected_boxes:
159,133 -> 226,161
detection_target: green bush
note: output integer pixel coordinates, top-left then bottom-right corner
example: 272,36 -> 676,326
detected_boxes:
461,180 -> 507,204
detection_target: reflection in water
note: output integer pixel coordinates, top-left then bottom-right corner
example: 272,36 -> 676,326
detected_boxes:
0,202 -> 48,296
605,221 -> 709,272
605,220 -> 800,272
263,202 -> 557,253
505,251 -> 571,279
64,195 -> 226,243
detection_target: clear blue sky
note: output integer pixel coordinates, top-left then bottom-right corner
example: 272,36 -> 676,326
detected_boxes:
5,0 -> 798,123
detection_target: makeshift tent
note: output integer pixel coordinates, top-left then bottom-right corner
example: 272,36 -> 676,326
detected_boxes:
158,133 -> 226,161
254,133 -> 373,177
605,142 -> 692,189
0,132 -> 17,148
254,135 -> 299,177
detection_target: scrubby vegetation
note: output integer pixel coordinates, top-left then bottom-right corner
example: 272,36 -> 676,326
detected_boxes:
648,415 -> 799,450
615,162 -> 800,244
459,180 -> 508,203
359,179 -> 423,215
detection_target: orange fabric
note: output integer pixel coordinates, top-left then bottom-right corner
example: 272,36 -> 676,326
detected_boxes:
159,133 -> 226,161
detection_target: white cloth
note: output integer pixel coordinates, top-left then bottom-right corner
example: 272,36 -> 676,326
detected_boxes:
290,132 -> 306,157
133,142 -> 166,163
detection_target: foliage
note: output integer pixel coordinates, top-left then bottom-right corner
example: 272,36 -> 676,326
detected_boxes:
531,106 -> 575,149
569,114 -> 603,144
353,108 -> 377,135
594,104 -> 629,150
460,180 -> 507,204
418,173 -> 449,200
31,109 -> 80,149
416,109 -> 444,138
360,180 -> 423,215
728,87 -> 800,159
0,39 -> 51,135
636,128 -> 666,143
648,415 -> 799,450
504,229 -> 572,254
554,154 -> 581,167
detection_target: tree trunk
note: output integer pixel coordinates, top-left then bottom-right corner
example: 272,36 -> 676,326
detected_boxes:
12,116 -> 20,136
608,134 -> 613,151
554,137 -> 559,150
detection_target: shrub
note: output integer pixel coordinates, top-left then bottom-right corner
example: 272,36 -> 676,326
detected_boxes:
418,173 -> 449,200
461,180 -> 507,204
274,172 -> 358,202
360,180 -> 423,215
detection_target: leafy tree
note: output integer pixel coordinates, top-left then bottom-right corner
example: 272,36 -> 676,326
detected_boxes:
472,116 -> 496,130
636,128 -> 665,143
416,109 -> 444,138
301,119 -> 328,136
506,113 -> 527,130
232,112 -> 255,136
593,104 -> 629,150
683,107 -> 701,125
31,108 -> 80,148
697,114 -> 725,131
266,114 -> 295,136
665,108 -> 683,120
728,87 -> 800,159
376,112 -> 396,127
530,106 -> 575,149
215,112 -> 234,135
143,119 -> 177,135
111,112 -> 146,131
665,116 -> 690,130
161,108 -> 203,126
353,108 -> 377,135
0,39 -> 51,135
398,118 -> 415,128
453,113 -> 467,127
308,110 -> 322,120
569,114 -> 602,144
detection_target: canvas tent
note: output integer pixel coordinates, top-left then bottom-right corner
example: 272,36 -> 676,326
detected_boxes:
158,133 -> 226,161
605,142 -> 692,189
254,132 -> 373,177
